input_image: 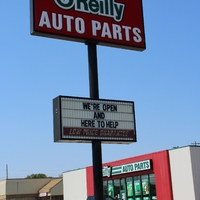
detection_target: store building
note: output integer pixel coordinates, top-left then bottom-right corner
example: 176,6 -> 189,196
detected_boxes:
39,178 -> 63,200
0,178 -> 63,200
63,145 -> 200,200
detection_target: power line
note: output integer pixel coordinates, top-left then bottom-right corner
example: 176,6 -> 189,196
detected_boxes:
191,141 -> 200,146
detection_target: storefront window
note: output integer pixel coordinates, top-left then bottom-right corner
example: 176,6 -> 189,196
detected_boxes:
103,174 -> 156,200
126,177 -> 133,200
149,174 -> 157,199
134,176 -> 141,197
114,179 -> 120,198
120,178 -> 126,190
141,175 -> 149,196
103,181 -> 108,195
120,179 -> 126,200
108,180 -> 114,197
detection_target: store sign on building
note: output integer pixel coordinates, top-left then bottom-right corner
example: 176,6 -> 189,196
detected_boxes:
30,0 -> 146,51
103,166 -> 112,177
112,160 -> 151,175
53,96 -> 136,144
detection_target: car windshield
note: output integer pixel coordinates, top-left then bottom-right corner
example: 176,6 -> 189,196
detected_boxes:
104,195 -> 115,200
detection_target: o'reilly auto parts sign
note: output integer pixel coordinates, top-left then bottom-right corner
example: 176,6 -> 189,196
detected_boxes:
30,0 -> 146,51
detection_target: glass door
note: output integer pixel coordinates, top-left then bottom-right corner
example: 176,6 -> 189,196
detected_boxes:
126,177 -> 133,200
134,176 -> 142,200
120,189 -> 127,200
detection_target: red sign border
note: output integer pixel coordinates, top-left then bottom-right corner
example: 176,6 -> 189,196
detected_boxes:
30,0 -> 146,51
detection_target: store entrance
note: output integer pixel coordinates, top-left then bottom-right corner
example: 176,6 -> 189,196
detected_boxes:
120,189 -> 126,200
103,174 -> 157,200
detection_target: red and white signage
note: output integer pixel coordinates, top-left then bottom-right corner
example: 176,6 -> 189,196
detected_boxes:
30,0 -> 146,51
39,193 -> 48,197
53,96 -> 136,144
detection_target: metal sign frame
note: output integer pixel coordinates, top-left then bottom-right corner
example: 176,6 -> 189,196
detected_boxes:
53,95 -> 137,144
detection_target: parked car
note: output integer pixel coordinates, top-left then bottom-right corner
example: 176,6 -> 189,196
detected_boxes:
86,194 -> 115,200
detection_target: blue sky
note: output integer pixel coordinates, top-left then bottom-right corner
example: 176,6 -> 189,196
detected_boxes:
0,0 -> 200,179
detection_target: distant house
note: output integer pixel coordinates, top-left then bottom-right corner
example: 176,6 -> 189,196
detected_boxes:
39,178 -> 63,200
0,178 -> 63,200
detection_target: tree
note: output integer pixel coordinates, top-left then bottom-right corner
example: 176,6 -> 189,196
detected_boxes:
25,173 -> 49,179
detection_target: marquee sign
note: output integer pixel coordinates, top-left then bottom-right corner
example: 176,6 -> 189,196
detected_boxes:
53,96 -> 136,144
30,0 -> 146,51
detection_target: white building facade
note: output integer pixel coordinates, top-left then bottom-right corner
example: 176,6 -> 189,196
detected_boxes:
63,145 -> 200,200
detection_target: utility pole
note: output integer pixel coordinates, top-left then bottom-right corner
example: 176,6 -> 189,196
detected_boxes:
6,164 -> 8,179
191,141 -> 200,146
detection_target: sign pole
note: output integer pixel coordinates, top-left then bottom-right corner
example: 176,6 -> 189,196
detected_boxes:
86,41 -> 104,200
